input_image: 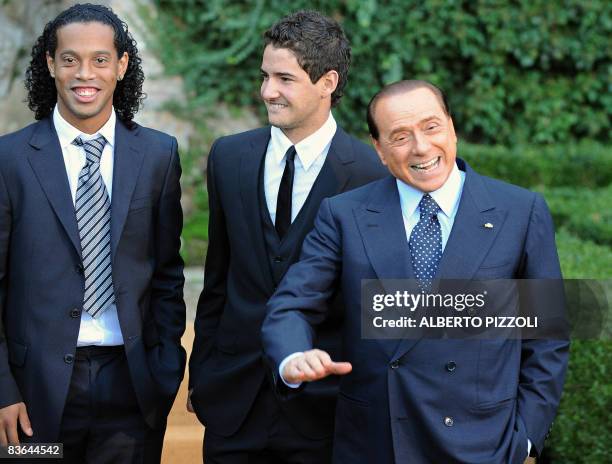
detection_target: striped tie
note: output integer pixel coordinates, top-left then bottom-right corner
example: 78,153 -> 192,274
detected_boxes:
72,135 -> 115,318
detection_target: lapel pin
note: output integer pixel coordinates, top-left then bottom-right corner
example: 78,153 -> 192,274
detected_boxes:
484,223 -> 494,229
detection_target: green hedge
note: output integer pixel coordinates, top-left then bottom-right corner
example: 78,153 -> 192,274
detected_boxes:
541,187 -> 612,247
459,141 -> 612,189
149,0 -> 611,145
556,228 -> 612,280
547,340 -> 612,463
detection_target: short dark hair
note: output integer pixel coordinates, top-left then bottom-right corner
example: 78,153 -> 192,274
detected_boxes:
367,80 -> 451,140
25,3 -> 145,128
263,10 -> 351,107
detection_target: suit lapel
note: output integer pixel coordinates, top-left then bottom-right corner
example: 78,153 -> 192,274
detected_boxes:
355,176 -> 414,282
301,126 -> 354,212
239,128 -> 276,294
355,177 -> 415,357
27,118 -> 82,258
436,161 -> 506,280
110,120 -> 145,258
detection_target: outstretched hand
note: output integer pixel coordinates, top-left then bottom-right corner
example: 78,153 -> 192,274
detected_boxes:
282,349 -> 352,384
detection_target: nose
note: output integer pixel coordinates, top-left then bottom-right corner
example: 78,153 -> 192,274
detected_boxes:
75,61 -> 96,80
261,78 -> 280,101
412,131 -> 432,155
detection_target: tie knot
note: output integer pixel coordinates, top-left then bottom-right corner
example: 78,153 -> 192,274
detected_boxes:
284,146 -> 297,163
419,194 -> 440,218
72,135 -> 107,162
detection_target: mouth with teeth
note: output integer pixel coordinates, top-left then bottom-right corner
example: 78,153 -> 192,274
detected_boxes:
410,157 -> 440,172
266,102 -> 288,111
72,86 -> 100,103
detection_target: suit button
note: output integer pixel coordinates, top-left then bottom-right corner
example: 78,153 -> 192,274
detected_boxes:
445,361 -> 456,372
390,360 -> 400,369
75,263 -> 84,274
64,354 -> 74,364
444,416 -> 454,427
70,308 -> 81,318
273,256 -> 284,263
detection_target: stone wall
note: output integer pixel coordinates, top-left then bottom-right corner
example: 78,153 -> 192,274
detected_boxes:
0,0 -> 194,148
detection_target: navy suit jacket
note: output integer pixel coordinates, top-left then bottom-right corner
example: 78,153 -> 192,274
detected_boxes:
189,126 -> 387,438
263,159 -> 569,464
0,117 -> 186,441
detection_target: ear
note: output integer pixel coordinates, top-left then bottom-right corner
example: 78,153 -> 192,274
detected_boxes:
318,69 -> 339,100
117,51 -> 129,80
447,116 -> 457,143
371,135 -> 388,166
46,51 -> 55,78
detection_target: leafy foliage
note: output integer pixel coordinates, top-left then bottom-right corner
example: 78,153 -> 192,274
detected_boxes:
149,0 -> 611,145
460,140 -> 612,189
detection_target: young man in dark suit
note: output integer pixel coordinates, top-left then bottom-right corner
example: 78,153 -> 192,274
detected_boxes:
0,4 -> 186,462
188,10 -> 386,464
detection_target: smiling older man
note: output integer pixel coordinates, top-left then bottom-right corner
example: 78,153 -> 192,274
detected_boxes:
263,80 -> 569,464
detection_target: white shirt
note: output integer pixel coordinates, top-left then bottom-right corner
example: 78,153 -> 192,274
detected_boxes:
53,106 -> 124,346
264,113 -> 337,223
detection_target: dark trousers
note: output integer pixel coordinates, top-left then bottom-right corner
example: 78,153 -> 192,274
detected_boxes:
57,346 -> 165,464
203,382 -> 332,464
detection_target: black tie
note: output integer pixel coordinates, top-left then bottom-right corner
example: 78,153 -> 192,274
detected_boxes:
275,146 -> 297,239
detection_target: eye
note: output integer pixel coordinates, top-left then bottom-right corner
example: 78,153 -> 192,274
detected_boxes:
281,76 -> 292,82
425,123 -> 440,131
63,56 -> 76,64
95,57 -> 109,64
260,72 -> 268,80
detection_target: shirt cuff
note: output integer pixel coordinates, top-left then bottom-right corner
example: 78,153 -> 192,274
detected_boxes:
279,352 -> 304,388
527,438 -> 532,456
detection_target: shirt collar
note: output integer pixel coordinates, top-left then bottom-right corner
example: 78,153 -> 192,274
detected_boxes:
396,162 -> 464,219
269,113 -> 337,171
53,105 -> 116,150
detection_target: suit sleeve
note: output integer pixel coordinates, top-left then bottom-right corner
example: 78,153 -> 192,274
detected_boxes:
262,197 -> 343,372
517,192 -> 570,455
148,137 -> 187,395
0,166 -> 22,408
189,140 -> 229,387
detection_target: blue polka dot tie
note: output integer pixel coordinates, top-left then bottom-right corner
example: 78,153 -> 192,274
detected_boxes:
409,194 -> 442,291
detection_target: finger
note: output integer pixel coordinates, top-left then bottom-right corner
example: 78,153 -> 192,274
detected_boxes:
284,362 -> 305,383
296,358 -> 318,380
186,389 -> 194,413
328,362 -> 352,375
303,353 -> 326,377
6,419 -> 19,445
18,405 -> 33,436
0,426 -> 7,447
315,350 -> 333,369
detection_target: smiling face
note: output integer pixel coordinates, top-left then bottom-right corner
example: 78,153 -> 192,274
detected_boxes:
371,87 -> 457,192
260,44 -> 337,144
46,21 -> 128,134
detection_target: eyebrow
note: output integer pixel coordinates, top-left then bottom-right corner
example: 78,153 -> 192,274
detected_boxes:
260,69 -> 297,78
59,50 -> 113,56
388,116 -> 443,137
420,115 -> 442,124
